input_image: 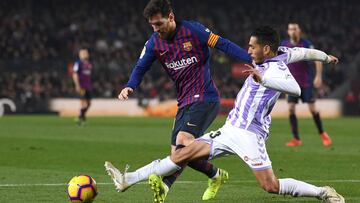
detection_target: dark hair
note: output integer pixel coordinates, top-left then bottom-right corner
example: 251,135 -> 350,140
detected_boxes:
251,26 -> 280,53
288,22 -> 301,28
143,0 -> 173,19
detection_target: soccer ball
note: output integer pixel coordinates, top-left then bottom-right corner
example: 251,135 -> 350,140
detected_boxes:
67,175 -> 98,203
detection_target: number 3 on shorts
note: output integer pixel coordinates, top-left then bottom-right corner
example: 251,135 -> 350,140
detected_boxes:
209,131 -> 221,139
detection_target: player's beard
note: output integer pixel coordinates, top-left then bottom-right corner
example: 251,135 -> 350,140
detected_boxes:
159,31 -> 172,40
159,27 -> 176,40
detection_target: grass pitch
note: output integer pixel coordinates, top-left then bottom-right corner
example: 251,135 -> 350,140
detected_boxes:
0,116 -> 359,202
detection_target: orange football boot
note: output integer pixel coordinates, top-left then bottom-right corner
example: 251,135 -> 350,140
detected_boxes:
286,138 -> 302,147
321,132 -> 332,146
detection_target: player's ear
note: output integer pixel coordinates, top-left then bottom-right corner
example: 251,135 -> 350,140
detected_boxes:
263,45 -> 271,55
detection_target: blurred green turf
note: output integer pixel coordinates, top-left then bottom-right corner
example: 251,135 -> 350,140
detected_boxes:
0,116 -> 359,202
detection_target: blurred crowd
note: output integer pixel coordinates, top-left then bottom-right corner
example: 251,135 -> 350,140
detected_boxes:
0,0 -> 358,112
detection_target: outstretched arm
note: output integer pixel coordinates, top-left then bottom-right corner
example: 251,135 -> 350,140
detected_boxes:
212,34 -> 252,63
278,46 -> 339,65
187,21 -> 252,63
119,40 -> 156,100
126,41 -> 156,89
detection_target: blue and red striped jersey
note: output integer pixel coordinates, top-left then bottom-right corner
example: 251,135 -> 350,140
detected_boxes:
127,20 -> 251,107
73,60 -> 92,90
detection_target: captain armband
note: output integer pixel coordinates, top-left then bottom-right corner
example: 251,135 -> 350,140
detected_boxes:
207,33 -> 220,48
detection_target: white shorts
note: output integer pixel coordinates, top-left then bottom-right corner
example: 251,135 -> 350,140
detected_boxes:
196,123 -> 272,171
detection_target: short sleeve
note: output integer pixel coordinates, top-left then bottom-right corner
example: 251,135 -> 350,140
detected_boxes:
73,61 -> 80,72
280,40 -> 287,46
304,39 -> 314,49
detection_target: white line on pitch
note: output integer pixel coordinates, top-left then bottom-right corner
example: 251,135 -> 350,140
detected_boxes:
0,180 -> 359,187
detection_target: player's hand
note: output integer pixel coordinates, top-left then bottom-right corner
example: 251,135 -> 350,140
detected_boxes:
75,86 -> 81,93
118,87 -> 134,100
313,76 -> 322,88
327,55 -> 339,64
243,64 -> 262,83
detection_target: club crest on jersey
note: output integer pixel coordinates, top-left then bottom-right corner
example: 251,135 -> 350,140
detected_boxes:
183,41 -> 192,51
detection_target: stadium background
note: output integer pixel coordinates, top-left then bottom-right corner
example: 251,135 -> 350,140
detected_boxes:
0,0 -> 359,116
1,1 -> 360,202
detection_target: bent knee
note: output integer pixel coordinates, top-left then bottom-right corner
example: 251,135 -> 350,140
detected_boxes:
170,149 -> 190,165
176,132 -> 195,146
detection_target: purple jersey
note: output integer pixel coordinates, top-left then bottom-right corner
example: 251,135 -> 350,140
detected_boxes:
280,38 -> 314,88
73,60 -> 92,90
127,21 -> 251,107
226,50 -> 299,139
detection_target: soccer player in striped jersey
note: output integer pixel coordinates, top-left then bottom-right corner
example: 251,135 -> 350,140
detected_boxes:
105,26 -> 344,203
281,23 -> 332,147
117,0 -> 252,201
73,49 -> 92,126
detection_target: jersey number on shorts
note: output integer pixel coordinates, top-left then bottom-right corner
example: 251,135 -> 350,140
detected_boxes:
209,131 -> 221,139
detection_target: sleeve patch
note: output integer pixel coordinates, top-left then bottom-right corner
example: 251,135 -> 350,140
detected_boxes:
140,46 -> 146,59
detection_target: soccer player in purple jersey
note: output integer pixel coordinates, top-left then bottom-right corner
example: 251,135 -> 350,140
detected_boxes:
281,23 -> 332,147
116,0 -> 252,201
72,49 -> 92,126
105,26 -> 344,203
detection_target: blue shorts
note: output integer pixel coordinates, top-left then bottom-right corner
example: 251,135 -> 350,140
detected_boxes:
79,89 -> 92,100
288,87 -> 315,103
171,101 -> 220,145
